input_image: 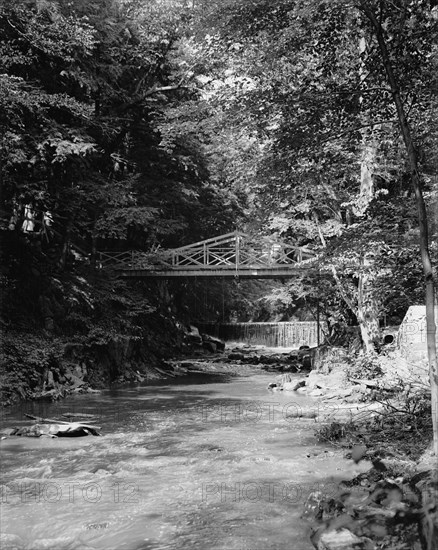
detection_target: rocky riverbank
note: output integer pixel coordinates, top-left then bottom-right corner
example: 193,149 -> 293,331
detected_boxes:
302,445 -> 437,550
266,346 -> 438,550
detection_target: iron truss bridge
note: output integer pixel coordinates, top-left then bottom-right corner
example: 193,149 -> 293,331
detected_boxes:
97,231 -> 318,279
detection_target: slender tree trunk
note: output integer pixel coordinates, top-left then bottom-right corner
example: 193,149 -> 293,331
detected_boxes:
356,33 -> 377,218
357,256 -> 380,353
361,3 -> 438,455
317,213 -> 379,351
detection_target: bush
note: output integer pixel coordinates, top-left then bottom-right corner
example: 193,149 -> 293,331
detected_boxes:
346,354 -> 383,381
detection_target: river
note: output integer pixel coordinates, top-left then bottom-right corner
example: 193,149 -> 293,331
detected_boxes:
0,368 -> 367,550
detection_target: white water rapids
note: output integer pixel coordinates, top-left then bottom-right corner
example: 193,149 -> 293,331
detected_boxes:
0,370 -> 368,550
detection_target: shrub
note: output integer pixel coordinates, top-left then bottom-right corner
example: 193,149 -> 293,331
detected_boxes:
346,354 -> 383,381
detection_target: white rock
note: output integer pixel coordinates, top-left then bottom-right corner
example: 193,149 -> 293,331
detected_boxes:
318,529 -> 375,550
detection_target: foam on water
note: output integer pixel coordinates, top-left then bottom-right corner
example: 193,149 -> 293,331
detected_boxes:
0,372 -> 369,550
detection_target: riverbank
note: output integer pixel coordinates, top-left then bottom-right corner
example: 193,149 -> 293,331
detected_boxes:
0,331 -> 307,408
170,345 -> 436,549
0,266 -> 192,407
267,347 -> 438,550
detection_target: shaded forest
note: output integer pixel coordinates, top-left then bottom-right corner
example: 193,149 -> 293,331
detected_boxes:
1,0 -> 437,428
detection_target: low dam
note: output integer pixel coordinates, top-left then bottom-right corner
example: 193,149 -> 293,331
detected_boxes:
198,321 -> 324,348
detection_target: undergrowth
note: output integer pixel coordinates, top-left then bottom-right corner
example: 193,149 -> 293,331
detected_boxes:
346,353 -> 384,381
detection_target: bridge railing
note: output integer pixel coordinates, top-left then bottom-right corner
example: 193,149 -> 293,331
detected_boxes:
97,250 -> 173,269
97,231 -> 316,272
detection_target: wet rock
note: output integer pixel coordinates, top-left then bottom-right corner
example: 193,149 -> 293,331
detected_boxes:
228,353 -> 245,361
302,355 -> 312,369
241,355 -> 260,364
185,325 -> 202,345
282,364 -> 299,373
309,389 -> 324,397
66,372 -> 85,389
202,334 -> 225,351
13,422 -> 101,437
0,428 -> 19,436
283,380 -> 306,391
307,367 -> 348,391
317,529 -> 375,550
284,408 -> 317,419
303,491 -> 343,521
202,341 -> 217,353
259,355 -> 278,364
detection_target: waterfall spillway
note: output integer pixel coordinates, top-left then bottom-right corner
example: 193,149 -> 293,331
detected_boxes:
198,322 -> 323,348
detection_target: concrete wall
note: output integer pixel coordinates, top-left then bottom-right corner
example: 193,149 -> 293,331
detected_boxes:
397,305 -> 438,367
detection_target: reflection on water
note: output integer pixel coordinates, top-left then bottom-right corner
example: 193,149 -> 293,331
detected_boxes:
0,372 -> 367,550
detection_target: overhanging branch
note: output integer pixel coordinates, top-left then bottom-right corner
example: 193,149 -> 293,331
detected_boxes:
319,119 -> 397,143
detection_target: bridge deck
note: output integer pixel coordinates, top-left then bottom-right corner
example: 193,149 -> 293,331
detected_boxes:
118,266 -> 319,279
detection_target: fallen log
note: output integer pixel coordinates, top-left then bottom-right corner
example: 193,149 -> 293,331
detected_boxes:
13,423 -> 101,437
21,414 -> 101,436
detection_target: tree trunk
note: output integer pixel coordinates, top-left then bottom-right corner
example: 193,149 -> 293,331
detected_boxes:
355,34 -> 377,218
357,257 -> 380,353
361,2 -> 438,455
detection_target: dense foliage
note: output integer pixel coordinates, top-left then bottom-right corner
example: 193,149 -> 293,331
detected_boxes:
179,0 -> 438,339
0,0 -> 245,259
0,0 -> 437,390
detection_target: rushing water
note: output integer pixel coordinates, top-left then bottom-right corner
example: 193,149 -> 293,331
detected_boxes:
198,323 -> 326,348
0,370 -> 367,550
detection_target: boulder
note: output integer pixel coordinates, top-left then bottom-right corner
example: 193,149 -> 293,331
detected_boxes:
185,325 -> 202,345
308,388 -> 324,396
283,380 -> 306,391
259,355 -> 278,364
228,352 -> 245,361
307,367 -> 348,391
202,334 -> 225,351
242,355 -> 260,364
302,491 -> 343,521
302,355 -> 312,369
317,529 -> 375,550
202,341 -> 217,353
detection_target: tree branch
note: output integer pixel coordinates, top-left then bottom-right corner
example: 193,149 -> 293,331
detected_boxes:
118,81 -> 191,114
301,87 -> 392,98
319,119 -> 398,143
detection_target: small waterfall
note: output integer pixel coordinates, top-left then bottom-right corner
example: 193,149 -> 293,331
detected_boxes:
197,322 -> 325,348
